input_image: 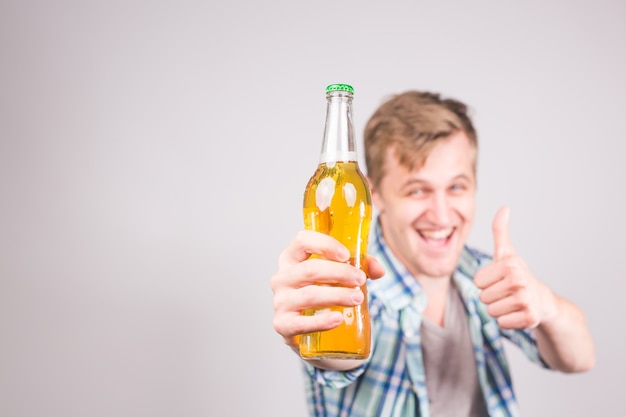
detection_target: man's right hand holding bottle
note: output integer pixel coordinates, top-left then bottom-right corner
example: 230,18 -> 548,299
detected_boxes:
270,230 -> 386,369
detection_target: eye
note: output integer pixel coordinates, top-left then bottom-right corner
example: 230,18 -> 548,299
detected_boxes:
408,188 -> 426,197
450,183 -> 465,192
404,182 -> 433,198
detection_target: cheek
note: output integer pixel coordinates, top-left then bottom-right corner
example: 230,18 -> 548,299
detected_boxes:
371,191 -> 385,213
458,198 -> 476,221
392,200 -> 429,223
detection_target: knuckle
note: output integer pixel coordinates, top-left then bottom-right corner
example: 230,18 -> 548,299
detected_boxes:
294,230 -> 311,248
298,285 -> 318,306
277,251 -> 291,267
526,312 -> 539,328
272,291 -> 287,311
273,315 -> 294,337
269,272 -> 283,292
519,315 -> 534,329
486,304 -> 499,318
507,273 -> 525,290
272,317 -> 284,334
509,257 -> 528,274
502,261 -> 516,275
299,261 -> 319,281
511,303 -> 538,329
510,290 -> 526,308
273,313 -> 307,338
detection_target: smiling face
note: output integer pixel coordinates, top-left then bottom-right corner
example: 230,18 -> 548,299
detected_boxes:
371,131 -> 476,282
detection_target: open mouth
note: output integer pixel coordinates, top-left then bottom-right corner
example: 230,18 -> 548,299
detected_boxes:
418,227 -> 455,247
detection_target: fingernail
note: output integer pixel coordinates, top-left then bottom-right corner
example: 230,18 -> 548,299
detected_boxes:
330,312 -> 343,324
351,288 -> 364,304
337,247 -> 350,261
355,269 -> 367,285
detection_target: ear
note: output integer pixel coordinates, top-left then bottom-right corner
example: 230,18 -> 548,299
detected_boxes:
367,176 -> 385,213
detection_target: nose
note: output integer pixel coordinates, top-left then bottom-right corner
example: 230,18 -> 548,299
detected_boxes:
427,192 -> 451,225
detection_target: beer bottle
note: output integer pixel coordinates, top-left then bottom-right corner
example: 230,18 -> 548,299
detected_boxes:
300,84 -> 372,360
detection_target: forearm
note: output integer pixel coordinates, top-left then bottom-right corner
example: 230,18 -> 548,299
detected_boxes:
535,293 -> 595,373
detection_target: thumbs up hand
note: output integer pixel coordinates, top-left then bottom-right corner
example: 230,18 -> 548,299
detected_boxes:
474,206 -> 558,329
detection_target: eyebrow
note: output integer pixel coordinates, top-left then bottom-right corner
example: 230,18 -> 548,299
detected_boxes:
400,174 -> 473,189
405,173 -> 472,184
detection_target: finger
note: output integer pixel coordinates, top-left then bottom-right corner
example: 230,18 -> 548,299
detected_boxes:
480,258 -> 530,297
279,230 -> 350,268
495,310 -> 540,330
473,262 -> 507,290
478,274 -> 514,304
274,310 -> 345,338
366,255 -> 386,279
274,257 -> 366,289
483,288 -> 530,317
493,205 -> 515,261
274,285 -> 365,314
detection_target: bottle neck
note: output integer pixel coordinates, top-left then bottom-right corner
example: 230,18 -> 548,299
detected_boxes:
320,91 -> 357,164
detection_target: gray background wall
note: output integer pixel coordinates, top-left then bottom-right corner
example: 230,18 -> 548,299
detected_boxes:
1,1 -> 624,416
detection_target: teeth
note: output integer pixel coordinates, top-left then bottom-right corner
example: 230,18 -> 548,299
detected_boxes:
420,228 -> 453,239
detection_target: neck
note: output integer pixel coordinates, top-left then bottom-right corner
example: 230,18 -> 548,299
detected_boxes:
417,274 -> 452,327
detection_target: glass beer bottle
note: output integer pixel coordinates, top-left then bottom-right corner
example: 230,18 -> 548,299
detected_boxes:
300,84 -> 372,360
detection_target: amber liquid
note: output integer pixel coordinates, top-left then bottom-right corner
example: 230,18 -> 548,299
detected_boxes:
300,161 -> 372,359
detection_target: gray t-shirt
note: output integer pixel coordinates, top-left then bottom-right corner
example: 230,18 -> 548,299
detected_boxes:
421,284 -> 489,417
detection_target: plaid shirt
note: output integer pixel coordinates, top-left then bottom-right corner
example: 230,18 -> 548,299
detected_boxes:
303,219 -> 549,416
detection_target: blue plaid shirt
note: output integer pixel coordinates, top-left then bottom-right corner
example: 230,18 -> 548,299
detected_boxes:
303,220 -> 549,416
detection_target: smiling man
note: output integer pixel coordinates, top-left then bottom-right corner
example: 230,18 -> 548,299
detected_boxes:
270,91 -> 595,417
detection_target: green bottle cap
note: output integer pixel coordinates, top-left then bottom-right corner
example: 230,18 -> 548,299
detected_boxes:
326,84 -> 354,94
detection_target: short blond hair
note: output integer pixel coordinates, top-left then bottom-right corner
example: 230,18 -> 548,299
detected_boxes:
364,91 -> 478,188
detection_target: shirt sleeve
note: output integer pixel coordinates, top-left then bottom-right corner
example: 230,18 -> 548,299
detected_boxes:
299,295 -> 385,389
301,360 -> 368,389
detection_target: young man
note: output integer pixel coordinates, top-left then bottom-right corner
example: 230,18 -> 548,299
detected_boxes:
270,91 -> 595,416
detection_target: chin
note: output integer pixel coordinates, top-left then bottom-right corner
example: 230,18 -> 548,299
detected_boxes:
426,268 -> 457,279
415,264 -> 452,279
420,257 -> 460,279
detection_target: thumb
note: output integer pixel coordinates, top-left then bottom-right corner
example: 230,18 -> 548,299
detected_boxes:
493,205 -> 515,260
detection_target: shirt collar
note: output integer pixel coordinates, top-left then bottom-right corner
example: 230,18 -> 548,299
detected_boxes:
368,217 -> 487,312
369,218 -> 425,312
